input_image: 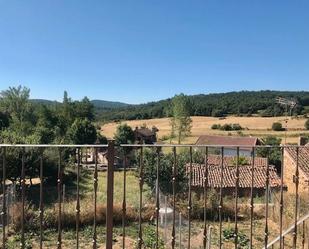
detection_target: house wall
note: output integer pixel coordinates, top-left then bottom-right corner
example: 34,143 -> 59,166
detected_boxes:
283,151 -> 309,195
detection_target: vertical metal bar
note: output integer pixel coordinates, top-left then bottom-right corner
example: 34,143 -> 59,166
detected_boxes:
264,148 -> 270,248
2,147 -> 6,249
250,147 -> 255,249
106,141 -> 115,249
302,221 -> 305,249
138,147 -> 144,249
172,146 -> 177,249
219,147 -> 224,249
234,147 -> 240,249
122,151 -> 127,249
155,147 -> 160,249
179,212 -> 182,249
39,151 -> 44,249
93,147 -> 98,249
293,147 -> 300,249
21,149 -> 26,249
187,146 -> 193,249
279,147 -> 284,249
76,148 -> 81,249
57,149 -> 62,249
203,147 -> 209,249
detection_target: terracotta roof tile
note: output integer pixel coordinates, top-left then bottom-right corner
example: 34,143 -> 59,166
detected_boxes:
195,135 -> 259,150
186,155 -> 282,189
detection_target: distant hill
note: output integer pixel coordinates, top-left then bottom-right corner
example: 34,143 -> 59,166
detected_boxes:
31,99 -> 59,105
95,90 -> 309,121
30,98 -> 129,109
91,100 -> 129,109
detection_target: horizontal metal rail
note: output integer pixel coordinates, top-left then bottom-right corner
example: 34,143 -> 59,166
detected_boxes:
265,213 -> 309,249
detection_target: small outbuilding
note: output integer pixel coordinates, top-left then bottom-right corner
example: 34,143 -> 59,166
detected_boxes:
195,135 -> 261,156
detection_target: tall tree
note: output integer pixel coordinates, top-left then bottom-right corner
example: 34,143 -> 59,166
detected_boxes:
114,123 -> 135,145
68,118 -> 97,144
0,86 -> 34,137
170,94 -> 192,144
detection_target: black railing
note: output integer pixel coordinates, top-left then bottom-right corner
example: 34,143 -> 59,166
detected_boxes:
0,143 -> 308,249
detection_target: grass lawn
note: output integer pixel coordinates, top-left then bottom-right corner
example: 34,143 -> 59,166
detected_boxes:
3,171 -> 306,248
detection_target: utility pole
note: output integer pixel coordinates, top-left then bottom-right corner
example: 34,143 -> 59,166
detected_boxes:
276,97 -> 297,144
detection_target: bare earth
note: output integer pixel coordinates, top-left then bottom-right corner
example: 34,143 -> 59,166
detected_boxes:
101,116 -> 309,144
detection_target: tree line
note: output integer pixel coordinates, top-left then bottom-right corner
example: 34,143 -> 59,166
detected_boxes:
96,90 -> 309,121
0,86 -> 106,184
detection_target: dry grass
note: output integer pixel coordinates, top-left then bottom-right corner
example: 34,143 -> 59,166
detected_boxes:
101,116 -> 309,144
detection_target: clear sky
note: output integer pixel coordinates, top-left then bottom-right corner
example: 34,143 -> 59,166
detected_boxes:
0,0 -> 308,104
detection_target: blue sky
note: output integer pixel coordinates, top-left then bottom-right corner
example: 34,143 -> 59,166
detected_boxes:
0,0 -> 308,104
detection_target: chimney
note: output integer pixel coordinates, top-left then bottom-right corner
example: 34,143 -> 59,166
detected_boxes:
298,136 -> 308,146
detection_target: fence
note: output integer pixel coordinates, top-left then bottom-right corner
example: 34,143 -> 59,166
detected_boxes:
0,142 -> 308,249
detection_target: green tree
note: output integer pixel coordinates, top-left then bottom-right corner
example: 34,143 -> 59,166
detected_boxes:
0,86 -> 35,136
0,111 -> 9,130
140,148 -> 188,194
68,118 -> 97,144
96,133 -> 108,144
114,123 -> 135,145
170,94 -> 192,144
257,136 -> 282,168
305,119 -> 309,130
74,97 -> 95,121
272,122 -> 284,131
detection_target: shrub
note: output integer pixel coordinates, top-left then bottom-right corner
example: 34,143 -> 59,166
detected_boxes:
221,123 -> 232,131
231,123 -> 243,131
305,119 -> 309,130
211,124 -> 221,130
232,156 -> 249,166
212,123 -> 243,131
272,122 -> 284,131
11,201 -> 154,232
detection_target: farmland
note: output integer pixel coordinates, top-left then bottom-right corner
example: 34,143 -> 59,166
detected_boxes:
101,116 -> 309,144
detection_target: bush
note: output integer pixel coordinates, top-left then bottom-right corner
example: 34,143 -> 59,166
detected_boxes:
305,119 -> 309,130
212,123 -> 243,131
231,123 -> 243,131
272,122 -> 284,131
221,123 -> 232,131
211,124 -> 221,130
11,201 -> 154,232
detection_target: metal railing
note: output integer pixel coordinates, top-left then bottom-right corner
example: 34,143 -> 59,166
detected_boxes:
0,143 -> 308,249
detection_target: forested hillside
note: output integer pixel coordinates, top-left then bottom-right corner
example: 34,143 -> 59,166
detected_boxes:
96,91 -> 309,121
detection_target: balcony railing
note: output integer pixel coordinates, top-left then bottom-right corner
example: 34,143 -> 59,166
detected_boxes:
0,143 -> 308,249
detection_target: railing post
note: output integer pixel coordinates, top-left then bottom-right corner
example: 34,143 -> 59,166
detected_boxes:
106,141 -> 115,249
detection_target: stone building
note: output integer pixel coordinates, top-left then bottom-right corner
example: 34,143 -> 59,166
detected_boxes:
284,143 -> 309,195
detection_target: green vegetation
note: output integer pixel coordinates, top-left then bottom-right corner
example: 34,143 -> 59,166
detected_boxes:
257,136 -> 282,167
305,119 -> 309,130
211,123 -> 243,131
96,91 -> 309,121
272,122 -> 285,131
0,85 -> 106,184
114,123 -> 135,145
170,94 -> 192,144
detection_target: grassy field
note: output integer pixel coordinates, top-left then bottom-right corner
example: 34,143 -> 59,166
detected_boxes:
101,116 -> 309,144
4,170 -> 307,248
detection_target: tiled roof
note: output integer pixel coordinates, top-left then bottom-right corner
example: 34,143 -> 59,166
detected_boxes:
186,155 -> 282,189
195,135 -> 259,150
285,147 -> 309,179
